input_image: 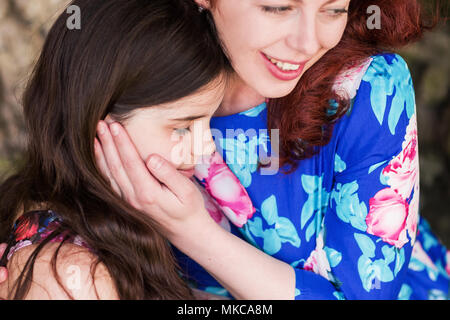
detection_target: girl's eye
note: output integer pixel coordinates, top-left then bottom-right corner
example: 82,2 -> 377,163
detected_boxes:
174,127 -> 190,135
326,8 -> 348,17
261,6 -> 293,14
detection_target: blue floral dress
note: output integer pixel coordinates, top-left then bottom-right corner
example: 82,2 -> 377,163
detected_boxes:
174,53 -> 450,300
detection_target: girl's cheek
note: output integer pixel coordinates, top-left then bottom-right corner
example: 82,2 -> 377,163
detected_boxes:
169,134 -> 193,166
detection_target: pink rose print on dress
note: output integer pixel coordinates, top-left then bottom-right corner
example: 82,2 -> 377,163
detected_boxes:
303,234 -> 332,280
366,187 -> 409,249
411,241 -> 439,273
382,114 -> 419,199
195,152 -> 255,227
332,57 -> 373,100
366,114 -> 419,249
193,178 -> 231,232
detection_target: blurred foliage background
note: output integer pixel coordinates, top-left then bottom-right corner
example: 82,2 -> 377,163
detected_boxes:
0,1 -> 449,247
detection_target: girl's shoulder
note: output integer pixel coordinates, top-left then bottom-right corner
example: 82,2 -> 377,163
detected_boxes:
1,210 -> 90,266
0,210 -> 117,299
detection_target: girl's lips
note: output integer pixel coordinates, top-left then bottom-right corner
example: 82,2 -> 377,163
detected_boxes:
260,52 -> 307,81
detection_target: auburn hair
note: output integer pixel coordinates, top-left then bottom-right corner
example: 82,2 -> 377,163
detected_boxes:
266,0 -> 446,173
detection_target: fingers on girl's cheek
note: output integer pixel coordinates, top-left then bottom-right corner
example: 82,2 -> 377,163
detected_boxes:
94,138 -> 101,156
97,121 -> 107,138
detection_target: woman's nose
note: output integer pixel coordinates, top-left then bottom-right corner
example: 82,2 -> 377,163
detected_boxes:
286,14 -> 321,57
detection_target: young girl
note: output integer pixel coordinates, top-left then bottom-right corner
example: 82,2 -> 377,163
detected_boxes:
90,0 -> 450,300
0,0 -> 235,299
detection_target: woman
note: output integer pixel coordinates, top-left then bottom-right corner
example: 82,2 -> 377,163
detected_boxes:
0,0 -> 233,299
89,0 -> 450,300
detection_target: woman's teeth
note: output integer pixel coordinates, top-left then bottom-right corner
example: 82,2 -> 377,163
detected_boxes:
265,54 -> 301,71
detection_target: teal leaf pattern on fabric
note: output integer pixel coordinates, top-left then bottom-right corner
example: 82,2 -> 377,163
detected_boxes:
334,154 -> 347,173
204,286 -> 230,297
276,217 -> 301,247
262,228 -> 282,254
362,54 -> 415,135
239,223 -> 261,250
246,195 -> 301,255
220,132 -> 269,188
368,160 -> 388,174
333,291 -> 346,300
393,247 -> 405,276
381,245 -> 396,265
428,289 -> 447,300
324,247 -> 343,268
331,181 -> 368,232
354,233 -> 402,292
408,253 -> 439,282
300,174 -> 330,242
397,284 -> 413,300
261,195 -> 278,225
239,102 -> 267,117
300,197 -> 315,229
355,233 -> 376,258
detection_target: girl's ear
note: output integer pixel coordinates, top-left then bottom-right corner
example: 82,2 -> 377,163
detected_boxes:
193,0 -> 212,10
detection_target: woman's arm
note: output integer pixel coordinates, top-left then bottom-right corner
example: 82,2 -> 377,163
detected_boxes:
94,121 -> 299,299
171,204 -> 295,300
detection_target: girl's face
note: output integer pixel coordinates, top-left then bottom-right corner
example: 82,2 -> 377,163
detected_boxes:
199,0 -> 350,98
109,78 -> 225,178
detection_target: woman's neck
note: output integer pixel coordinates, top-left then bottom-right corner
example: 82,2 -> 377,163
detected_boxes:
214,73 -> 265,117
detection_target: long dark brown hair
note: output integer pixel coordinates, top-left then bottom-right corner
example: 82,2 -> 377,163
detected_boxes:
0,0 -> 229,299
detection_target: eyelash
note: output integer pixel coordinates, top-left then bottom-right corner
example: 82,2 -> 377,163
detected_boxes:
261,6 -> 293,14
174,127 -> 190,135
328,8 -> 348,17
261,6 -> 348,17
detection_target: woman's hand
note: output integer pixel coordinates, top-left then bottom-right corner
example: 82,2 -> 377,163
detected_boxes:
94,121 -> 212,237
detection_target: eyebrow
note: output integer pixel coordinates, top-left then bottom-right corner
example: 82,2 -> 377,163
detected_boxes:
169,114 -> 209,121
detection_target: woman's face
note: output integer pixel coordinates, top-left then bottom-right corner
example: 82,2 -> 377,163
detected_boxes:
198,0 -> 350,98
108,77 -> 225,178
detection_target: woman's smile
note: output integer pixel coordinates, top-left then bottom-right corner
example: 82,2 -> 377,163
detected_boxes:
261,52 -> 309,81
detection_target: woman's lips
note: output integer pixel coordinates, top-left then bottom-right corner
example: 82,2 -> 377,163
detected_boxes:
261,52 -> 308,81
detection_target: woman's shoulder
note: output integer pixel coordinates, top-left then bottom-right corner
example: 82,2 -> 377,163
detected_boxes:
330,52 -> 416,166
333,52 -> 415,129
332,52 -> 410,102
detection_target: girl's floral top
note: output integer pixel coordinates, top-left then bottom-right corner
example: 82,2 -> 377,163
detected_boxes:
0,210 -> 90,267
174,53 -> 450,300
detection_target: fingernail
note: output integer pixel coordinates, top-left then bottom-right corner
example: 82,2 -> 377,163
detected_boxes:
110,123 -> 120,136
97,122 -> 105,135
148,156 -> 162,170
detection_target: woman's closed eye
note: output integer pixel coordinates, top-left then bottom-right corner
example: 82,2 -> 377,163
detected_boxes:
174,127 -> 190,135
325,8 -> 348,17
261,6 -> 294,15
